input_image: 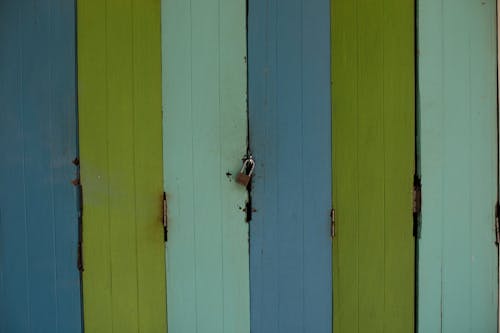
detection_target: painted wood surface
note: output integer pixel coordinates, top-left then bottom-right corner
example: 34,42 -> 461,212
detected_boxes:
162,0 -> 249,332
78,1 -> 166,332
331,1 -> 415,332
248,0 -> 332,332
0,1 -> 82,332
498,2 -> 500,331
418,1 -> 498,332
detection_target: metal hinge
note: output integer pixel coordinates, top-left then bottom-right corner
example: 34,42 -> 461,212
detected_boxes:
330,208 -> 335,238
77,183 -> 83,272
413,175 -> 422,238
72,158 -> 84,272
163,192 -> 168,242
495,201 -> 500,245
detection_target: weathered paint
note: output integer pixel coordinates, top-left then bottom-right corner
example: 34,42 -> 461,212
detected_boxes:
331,0 -> 415,332
248,0 -> 332,332
78,0 -> 166,332
418,1 -> 498,332
162,0 -> 249,332
0,1 -> 82,332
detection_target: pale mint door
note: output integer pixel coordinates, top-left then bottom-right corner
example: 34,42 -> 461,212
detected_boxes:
418,1 -> 498,332
162,0 -> 250,332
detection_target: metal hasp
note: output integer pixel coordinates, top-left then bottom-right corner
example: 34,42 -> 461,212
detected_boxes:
417,0 -> 498,331
332,0 -> 415,332
0,1 -> 82,331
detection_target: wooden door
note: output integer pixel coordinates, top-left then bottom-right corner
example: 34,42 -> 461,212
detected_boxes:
331,1 -> 415,332
248,1 -> 332,332
418,1 -> 498,332
77,1 -> 167,332
0,1 -> 82,332
162,0 -> 250,332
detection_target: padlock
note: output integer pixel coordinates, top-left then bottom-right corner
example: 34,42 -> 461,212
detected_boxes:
236,157 -> 255,187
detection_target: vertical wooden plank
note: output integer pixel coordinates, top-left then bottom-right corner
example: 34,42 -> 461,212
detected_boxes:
356,1 -> 385,331
248,0 -> 278,331
248,1 -> 280,331
106,2 -> 139,331
163,0 -> 249,332
0,0 -> 82,332
18,3 -> 58,330
442,4 -> 473,330
301,0 -> 333,330
77,0 -> 112,331
132,1 -> 166,331
498,1 -> 500,331
332,0 -> 415,332
383,1 -> 415,332
248,0 -> 332,332
331,1 -> 359,331
190,1 -> 224,330
162,0 -> 196,331
276,1 -> 305,330
416,1 -> 443,331
78,0 -> 166,331
0,3 -> 30,331
219,1 -> 251,332
418,0 -> 498,332
468,3 -> 497,332
50,2 -> 83,331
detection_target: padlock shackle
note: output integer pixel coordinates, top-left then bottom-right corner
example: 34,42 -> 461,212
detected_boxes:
240,158 -> 255,176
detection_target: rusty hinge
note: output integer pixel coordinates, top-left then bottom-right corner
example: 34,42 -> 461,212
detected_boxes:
163,192 -> 168,242
495,201 -> 500,245
72,158 -> 84,272
330,208 -> 335,238
413,174 -> 422,238
76,183 -> 83,272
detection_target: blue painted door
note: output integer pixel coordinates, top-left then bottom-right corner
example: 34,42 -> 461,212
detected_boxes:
248,0 -> 332,332
417,1 -> 498,332
0,1 -> 82,332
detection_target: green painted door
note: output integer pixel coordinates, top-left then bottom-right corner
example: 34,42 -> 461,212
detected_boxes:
162,0 -> 249,332
331,1 -> 415,332
418,1 -> 498,332
77,1 -> 166,332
